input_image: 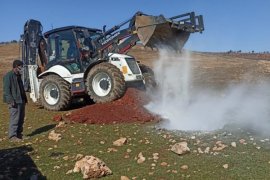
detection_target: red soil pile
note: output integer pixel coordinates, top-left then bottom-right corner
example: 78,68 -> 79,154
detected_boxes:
61,88 -> 159,124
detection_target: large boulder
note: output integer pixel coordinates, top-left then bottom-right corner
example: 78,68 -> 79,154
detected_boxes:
171,142 -> 190,155
73,155 -> 112,179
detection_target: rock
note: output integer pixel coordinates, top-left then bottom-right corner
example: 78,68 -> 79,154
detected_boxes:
172,170 -> 178,173
204,147 -> 210,153
113,138 -> 127,146
121,176 -> 130,180
48,130 -> 62,142
239,139 -> 246,144
66,169 -> 73,174
160,162 -> 168,166
56,121 -> 66,128
137,152 -> 146,164
126,149 -> 132,153
223,164 -> 229,169
54,166 -> 60,170
153,153 -> 159,160
107,148 -> 118,153
231,142 -> 237,148
100,141 -> 105,144
180,165 -> 188,170
73,155 -> 112,179
171,142 -> 190,155
191,136 -> 196,140
63,156 -> 69,161
212,141 -> 227,151
198,148 -> 204,154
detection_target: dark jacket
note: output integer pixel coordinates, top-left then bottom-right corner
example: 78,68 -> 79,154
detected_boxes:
3,70 -> 27,104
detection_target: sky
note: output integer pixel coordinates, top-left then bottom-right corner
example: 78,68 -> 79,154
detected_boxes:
1,0 -> 270,52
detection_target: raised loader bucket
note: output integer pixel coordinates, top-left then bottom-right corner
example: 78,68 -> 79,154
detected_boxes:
135,12 -> 204,50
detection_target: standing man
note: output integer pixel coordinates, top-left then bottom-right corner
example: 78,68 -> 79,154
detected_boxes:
3,60 -> 27,142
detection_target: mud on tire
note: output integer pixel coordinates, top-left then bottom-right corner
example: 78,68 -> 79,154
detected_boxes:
39,75 -> 71,111
86,62 -> 126,103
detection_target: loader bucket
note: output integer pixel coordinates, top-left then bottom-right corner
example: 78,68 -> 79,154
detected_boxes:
135,12 -> 204,50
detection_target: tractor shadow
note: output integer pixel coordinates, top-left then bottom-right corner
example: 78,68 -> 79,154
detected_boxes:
0,145 -> 46,179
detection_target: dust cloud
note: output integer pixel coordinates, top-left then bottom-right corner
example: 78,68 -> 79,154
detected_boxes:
145,49 -> 270,135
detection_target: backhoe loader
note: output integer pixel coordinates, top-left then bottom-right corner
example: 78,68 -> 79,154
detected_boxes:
20,11 -> 204,111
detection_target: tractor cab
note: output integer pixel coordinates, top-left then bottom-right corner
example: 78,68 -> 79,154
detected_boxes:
44,26 -> 102,74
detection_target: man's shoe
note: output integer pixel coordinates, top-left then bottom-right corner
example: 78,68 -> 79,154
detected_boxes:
9,136 -> 22,142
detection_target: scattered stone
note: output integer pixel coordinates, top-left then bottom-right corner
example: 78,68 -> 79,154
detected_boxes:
250,137 -> 254,141
148,172 -> 154,175
191,136 -> 196,140
213,141 -> 227,151
48,130 -> 62,142
160,162 -> 168,166
198,148 -> 204,154
121,176 -> 130,180
171,142 -> 190,155
223,164 -> 229,169
127,149 -> 132,153
56,121 -> 66,128
239,139 -> 246,144
107,148 -> 118,153
256,146 -> 261,150
231,142 -> 237,148
137,152 -> 146,164
54,166 -> 60,170
204,147 -> 210,154
100,141 -> 105,144
73,155 -> 112,179
172,170 -> 178,174
66,169 -> 73,174
63,156 -> 69,161
180,165 -> 188,170
153,153 -> 159,160
113,137 -> 127,146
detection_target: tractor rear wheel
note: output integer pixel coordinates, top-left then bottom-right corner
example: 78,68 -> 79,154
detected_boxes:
39,75 -> 71,111
86,62 -> 126,103
139,64 -> 157,90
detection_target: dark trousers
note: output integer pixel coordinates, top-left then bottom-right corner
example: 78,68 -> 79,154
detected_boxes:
8,103 -> 25,138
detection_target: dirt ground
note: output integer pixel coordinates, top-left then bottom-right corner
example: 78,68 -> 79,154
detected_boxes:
1,43 -> 270,124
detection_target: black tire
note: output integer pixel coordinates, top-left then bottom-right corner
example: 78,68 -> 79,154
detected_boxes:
39,75 -> 71,111
86,62 -> 126,103
139,64 -> 157,90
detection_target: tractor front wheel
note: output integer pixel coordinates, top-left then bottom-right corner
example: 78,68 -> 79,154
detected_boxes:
86,62 -> 126,103
39,75 -> 71,111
